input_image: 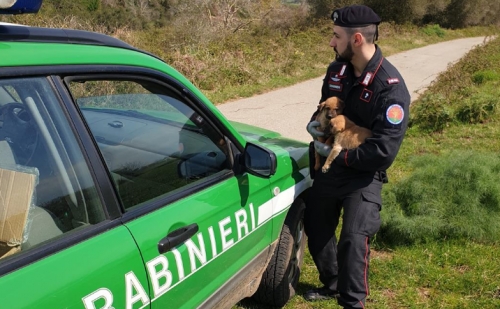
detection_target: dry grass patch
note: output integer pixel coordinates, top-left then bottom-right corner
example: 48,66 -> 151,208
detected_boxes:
371,249 -> 394,261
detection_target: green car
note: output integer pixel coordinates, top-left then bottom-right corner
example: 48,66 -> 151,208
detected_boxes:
0,1 -> 312,308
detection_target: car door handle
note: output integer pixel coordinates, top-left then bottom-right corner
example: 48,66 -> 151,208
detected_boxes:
158,223 -> 199,254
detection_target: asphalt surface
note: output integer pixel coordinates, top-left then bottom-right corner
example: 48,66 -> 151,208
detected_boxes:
217,37 -> 490,143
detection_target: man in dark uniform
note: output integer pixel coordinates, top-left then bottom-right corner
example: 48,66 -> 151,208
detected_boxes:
303,5 -> 410,309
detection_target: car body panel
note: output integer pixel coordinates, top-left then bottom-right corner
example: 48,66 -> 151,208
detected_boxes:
0,226 -> 148,309
0,25 -> 312,309
124,173 -> 275,308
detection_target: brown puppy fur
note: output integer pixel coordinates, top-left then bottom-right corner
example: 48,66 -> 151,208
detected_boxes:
314,96 -> 345,171
321,115 -> 372,173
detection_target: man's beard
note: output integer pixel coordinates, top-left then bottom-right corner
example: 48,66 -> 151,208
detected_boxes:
335,41 -> 354,61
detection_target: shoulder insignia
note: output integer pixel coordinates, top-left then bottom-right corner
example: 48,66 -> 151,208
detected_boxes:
339,64 -> 347,76
387,78 -> 399,84
361,72 -> 373,86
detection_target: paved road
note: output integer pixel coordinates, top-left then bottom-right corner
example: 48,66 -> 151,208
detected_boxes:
217,37 -> 490,143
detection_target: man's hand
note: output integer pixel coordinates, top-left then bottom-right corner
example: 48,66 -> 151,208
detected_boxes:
306,121 -> 324,140
314,140 -> 332,157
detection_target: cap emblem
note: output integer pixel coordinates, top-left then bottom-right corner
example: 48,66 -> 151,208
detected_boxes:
333,11 -> 338,22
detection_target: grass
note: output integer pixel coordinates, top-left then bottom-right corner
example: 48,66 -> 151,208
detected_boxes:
234,27 -> 500,309
237,242 -> 500,309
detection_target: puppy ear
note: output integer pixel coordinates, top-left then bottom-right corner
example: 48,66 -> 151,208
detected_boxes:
317,102 -> 325,111
330,116 -> 344,133
338,99 -> 345,109
337,99 -> 345,114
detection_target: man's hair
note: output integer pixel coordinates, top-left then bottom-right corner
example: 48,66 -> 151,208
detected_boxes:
344,24 -> 377,44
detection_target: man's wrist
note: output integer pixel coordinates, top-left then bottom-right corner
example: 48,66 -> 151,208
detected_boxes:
307,121 -> 324,139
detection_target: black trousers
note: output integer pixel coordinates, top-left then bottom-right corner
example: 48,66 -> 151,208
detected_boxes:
304,175 -> 382,309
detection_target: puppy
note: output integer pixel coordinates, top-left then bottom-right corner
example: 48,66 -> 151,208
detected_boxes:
322,115 -> 372,173
314,96 -> 344,171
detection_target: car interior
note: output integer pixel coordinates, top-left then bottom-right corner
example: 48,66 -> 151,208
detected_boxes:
0,78 -> 105,259
70,79 -> 231,210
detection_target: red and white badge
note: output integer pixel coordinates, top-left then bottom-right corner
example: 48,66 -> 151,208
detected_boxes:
339,64 -> 347,76
387,78 -> 399,84
361,72 -> 373,86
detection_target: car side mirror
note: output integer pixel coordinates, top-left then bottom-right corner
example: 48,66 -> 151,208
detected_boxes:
243,143 -> 276,178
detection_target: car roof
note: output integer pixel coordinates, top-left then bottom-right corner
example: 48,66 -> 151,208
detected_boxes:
0,22 -> 248,162
1,23 -> 135,49
0,23 -> 167,68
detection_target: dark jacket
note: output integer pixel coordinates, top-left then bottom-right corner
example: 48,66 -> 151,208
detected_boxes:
313,46 -> 410,187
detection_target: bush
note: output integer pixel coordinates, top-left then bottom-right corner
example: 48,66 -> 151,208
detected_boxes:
344,0 -> 500,28
472,70 -> 500,84
411,89 -> 500,130
364,0 -> 418,24
378,151 -> 500,246
409,94 -> 454,132
455,94 -> 500,124
307,0 -> 358,19
420,24 -> 446,37
445,0 -> 500,28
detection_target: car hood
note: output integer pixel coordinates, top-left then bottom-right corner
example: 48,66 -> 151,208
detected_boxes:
229,121 -> 282,141
230,120 -> 310,178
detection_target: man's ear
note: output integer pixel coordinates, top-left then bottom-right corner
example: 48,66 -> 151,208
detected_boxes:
353,33 -> 363,46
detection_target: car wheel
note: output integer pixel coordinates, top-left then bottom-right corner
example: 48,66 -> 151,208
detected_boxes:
252,197 -> 306,307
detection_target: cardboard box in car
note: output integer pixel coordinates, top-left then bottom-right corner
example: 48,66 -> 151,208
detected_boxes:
0,167 -> 36,259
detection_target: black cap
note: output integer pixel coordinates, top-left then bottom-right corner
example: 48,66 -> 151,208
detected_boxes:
331,5 -> 381,28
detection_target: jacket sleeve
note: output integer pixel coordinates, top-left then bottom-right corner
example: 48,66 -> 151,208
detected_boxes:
334,89 -> 410,171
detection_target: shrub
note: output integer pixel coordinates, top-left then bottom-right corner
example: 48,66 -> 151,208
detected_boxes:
307,0 -> 358,19
445,0 -> 500,28
420,24 -> 446,37
410,93 -> 455,132
364,0 -> 418,24
455,94 -> 499,124
472,70 -> 500,84
86,0 -> 100,12
378,151 -> 500,246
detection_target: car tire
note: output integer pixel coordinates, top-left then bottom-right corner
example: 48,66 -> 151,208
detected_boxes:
252,197 -> 306,307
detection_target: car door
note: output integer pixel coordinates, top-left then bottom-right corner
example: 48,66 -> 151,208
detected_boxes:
0,76 -> 148,309
65,74 -> 275,308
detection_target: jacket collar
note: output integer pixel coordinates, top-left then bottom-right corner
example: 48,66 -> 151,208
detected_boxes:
336,45 -> 384,86
358,45 -> 384,87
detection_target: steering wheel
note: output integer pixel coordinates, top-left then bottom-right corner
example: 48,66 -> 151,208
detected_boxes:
0,102 -> 38,164
0,103 -> 30,125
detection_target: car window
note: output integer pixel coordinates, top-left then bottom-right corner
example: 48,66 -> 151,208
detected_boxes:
68,79 -> 230,211
0,77 -> 106,261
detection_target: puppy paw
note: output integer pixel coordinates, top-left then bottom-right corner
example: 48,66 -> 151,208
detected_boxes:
321,165 -> 330,173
